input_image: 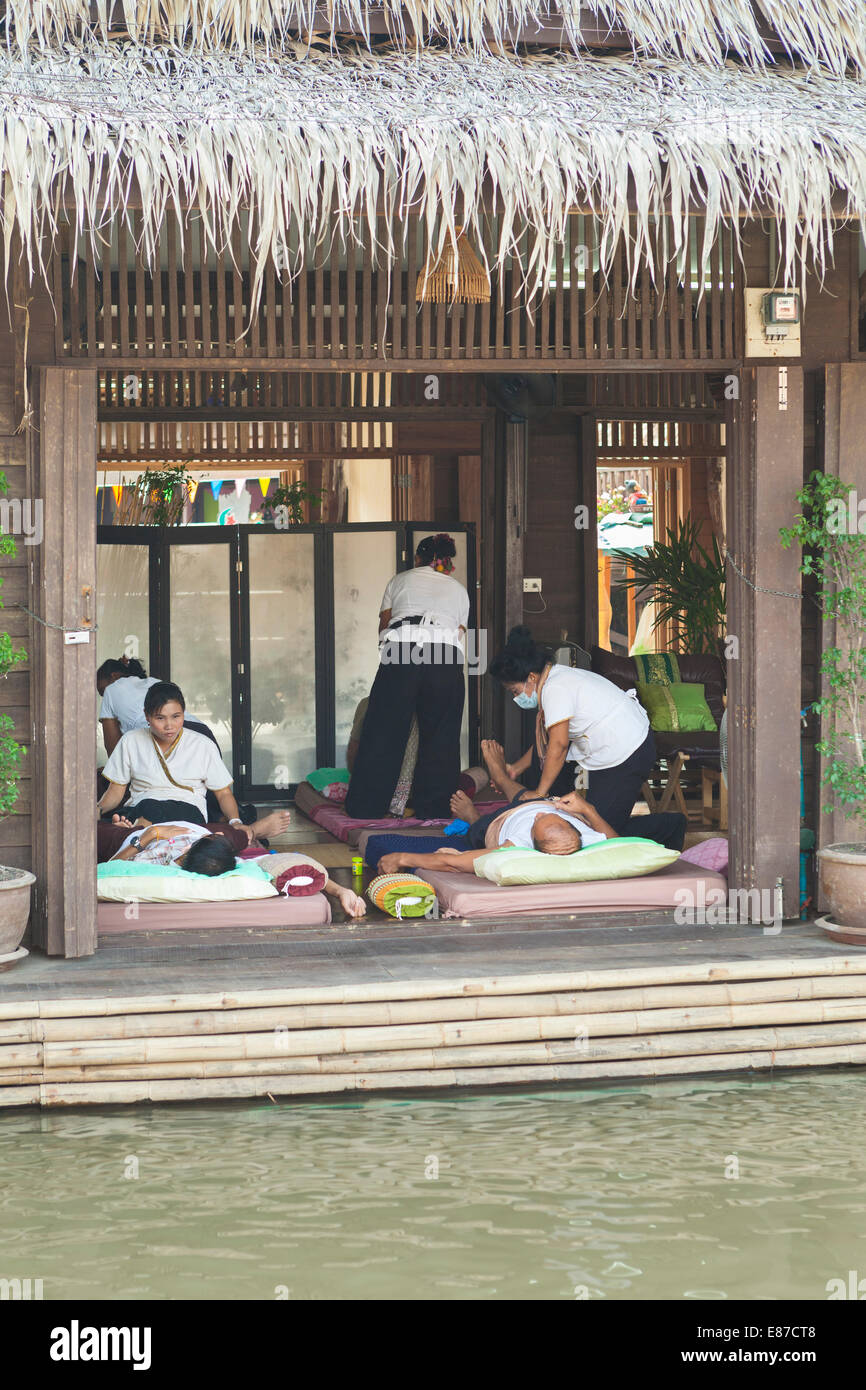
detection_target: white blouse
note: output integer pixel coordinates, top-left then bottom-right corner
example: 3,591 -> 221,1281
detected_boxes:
102,727 -> 233,820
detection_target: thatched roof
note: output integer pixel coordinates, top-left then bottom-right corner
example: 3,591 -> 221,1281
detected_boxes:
4,1 -> 866,74
2,41 -> 864,299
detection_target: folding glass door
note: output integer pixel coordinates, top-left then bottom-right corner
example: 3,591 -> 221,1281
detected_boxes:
97,523 -> 476,799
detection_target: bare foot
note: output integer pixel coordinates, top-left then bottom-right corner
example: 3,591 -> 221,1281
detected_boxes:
449,789 -> 479,824
249,809 -> 292,839
481,739 -> 509,783
111,814 -> 135,829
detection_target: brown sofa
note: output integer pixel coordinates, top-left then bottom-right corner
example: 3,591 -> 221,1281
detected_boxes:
590,647 -> 724,768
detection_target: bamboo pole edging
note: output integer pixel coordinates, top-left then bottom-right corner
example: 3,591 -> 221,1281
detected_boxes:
9,973 -> 866,1044
34,1019 -> 866,1084
40,996 -> 866,1068
4,952 -> 866,1021
24,1041 -> 866,1108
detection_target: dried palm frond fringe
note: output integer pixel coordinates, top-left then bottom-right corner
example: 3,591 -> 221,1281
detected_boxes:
1,43 -> 865,309
4,0 -> 866,74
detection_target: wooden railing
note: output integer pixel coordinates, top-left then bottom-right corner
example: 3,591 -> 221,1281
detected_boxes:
54,213 -> 744,366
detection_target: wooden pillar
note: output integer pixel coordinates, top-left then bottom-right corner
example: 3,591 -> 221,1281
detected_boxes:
502,419 -> 526,751
29,368 -> 98,956
480,417 -> 499,737
727,364 -> 802,919
579,414 -> 598,651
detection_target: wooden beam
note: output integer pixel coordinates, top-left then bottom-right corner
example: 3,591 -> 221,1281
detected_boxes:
98,406 -> 493,423
65,357 -> 743,374
579,414 -> 599,652
30,368 -> 98,957
726,365 -> 802,920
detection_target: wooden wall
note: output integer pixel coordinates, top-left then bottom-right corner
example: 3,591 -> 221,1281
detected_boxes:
0,321 -> 32,871
523,413 -> 582,650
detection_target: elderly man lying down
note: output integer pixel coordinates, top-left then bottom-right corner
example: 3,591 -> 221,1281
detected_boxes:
377,786 -> 616,876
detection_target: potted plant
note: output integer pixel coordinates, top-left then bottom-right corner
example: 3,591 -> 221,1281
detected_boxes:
613,515 -> 726,657
781,471 -> 866,932
261,480 -> 325,526
0,470 -> 33,961
117,463 -> 192,526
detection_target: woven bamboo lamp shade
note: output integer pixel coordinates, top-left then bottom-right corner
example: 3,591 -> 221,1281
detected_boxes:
416,229 -> 491,304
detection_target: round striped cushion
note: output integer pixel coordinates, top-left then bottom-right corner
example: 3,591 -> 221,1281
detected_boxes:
367,873 -> 437,919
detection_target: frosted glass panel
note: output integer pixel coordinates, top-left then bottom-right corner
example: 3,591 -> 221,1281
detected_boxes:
333,530 -> 398,763
411,531 -> 470,765
170,544 -> 233,767
248,533 -> 316,785
96,544 -> 150,764
97,545 -> 150,672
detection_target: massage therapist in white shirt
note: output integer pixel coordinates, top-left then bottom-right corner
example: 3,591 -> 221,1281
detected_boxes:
488,625 -> 676,842
345,533 -> 471,821
97,679 -> 290,841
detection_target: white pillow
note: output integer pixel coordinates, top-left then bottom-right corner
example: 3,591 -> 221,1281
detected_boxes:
97,871 -> 278,905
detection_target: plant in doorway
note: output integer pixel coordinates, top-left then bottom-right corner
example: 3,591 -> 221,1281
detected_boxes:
781,471 -> 866,935
119,463 -> 192,526
261,480 -> 325,527
0,469 -> 34,965
612,515 -> 726,657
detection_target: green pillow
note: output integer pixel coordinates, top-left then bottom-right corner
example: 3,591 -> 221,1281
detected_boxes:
306,767 -> 350,790
473,837 -> 679,886
636,681 -> 717,733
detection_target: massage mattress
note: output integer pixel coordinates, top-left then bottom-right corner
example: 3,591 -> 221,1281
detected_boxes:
97,893 -> 331,934
294,779 -> 504,846
418,860 -> 727,918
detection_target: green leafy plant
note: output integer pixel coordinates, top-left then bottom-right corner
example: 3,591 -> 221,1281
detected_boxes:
261,481 -> 325,526
0,470 -> 27,819
122,463 -> 191,526
612,515 -> 726,656
781,471 -> 866,831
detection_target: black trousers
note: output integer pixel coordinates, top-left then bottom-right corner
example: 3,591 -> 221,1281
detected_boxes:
119,798 -> 207,826
525,748 -> 576,798
621,811 -> 687,852
344,643 -> 465,821
586,730 -> 657,831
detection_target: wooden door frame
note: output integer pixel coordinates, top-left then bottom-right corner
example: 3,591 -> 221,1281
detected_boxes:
29,367 -> 99,956
726,364 -> 803,919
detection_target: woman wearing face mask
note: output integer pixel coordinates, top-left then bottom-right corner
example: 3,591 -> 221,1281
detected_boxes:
488,626 -> 657,834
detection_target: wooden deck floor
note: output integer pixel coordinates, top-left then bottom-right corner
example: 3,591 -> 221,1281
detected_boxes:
0,914 -> 852,1003
5,809 -> 859,1107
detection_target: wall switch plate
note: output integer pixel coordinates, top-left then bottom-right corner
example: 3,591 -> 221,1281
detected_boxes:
523,578 -> 542,593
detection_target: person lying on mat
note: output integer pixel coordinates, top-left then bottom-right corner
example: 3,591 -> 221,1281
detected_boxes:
376,786 -> 616,876
97,680 -> 291,841
109,821 -> 366,918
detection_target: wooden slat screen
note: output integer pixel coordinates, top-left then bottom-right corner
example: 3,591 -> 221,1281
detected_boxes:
56,213 -> 743,365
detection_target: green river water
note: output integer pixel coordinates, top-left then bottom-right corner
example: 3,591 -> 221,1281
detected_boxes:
1,1070 -> 865,1301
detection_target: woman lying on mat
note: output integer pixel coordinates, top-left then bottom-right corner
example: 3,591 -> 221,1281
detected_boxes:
97,680 -> 290,842
376,787 -> 616,877
109,820 -> 366,917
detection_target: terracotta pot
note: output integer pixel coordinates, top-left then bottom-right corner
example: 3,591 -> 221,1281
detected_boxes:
817,843 -> 866,931
0,866 -> 35,955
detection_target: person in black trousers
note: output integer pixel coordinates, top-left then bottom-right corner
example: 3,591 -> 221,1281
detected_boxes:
345,534 -> 469,821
